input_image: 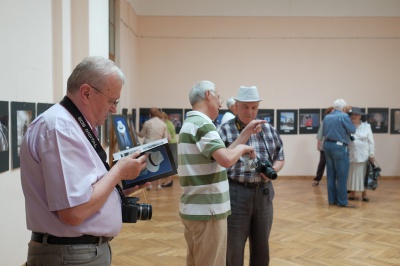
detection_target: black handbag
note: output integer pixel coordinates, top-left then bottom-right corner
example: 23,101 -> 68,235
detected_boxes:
364,160 -> 381,190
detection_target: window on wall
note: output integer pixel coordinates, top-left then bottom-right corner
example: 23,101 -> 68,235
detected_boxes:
109,0 -> 115,61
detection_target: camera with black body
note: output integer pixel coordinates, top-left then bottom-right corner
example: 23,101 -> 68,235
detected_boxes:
254,158 -> 278,180
122,197 -> 152,223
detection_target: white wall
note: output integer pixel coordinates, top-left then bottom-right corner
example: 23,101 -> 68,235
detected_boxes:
0,0 -> 109,264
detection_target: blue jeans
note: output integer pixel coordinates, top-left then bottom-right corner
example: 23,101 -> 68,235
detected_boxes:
323,141 -> 350,206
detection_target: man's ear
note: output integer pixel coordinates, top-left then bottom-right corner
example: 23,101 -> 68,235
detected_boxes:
80,84 -> 91,104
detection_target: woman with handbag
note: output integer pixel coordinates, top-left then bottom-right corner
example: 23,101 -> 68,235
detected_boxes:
347,107 -> 375,202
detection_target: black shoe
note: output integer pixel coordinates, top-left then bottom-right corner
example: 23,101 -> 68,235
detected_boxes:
161,180 -> 173,188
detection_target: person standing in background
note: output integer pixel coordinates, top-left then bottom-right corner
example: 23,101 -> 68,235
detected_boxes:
312,106 -> 334,186
178,80 -> 263,266
323,99 -> 356,208
220,97 -> 237,125
347,107 -> 375,202
138,107 -> 168,190
160,111 -> 177,187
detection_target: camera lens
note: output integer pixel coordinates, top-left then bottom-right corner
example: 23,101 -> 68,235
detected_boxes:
137,203 -> 152,220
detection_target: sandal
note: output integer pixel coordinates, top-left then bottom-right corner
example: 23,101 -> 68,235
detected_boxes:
312,181 -> 319,186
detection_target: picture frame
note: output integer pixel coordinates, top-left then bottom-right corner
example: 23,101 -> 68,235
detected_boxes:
162,108 -> 183,134
139,108 -> 151,131
37,103 -> 54,116
367,108 -> 389,133
299,109 -> 320,134
11,101 -> 36,169
127,114 -> 140,146
390,108 -> 400,134
277,109 -> 298,135
114,139 -> 178,189
111,114 -> 135,151
257,109 -> 275,127
0,101 -> 10,173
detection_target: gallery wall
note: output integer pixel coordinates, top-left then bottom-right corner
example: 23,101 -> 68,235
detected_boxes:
133,16 -> 400,177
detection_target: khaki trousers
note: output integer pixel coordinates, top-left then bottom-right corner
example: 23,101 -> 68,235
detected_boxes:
181,218 -> 227,266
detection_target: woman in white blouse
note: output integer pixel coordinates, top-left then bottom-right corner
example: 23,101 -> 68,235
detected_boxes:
347,107 -> 375,202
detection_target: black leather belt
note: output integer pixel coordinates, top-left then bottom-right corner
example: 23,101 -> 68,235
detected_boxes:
31,232 -> 113,245
228,178 -> 268,189
325,139 -> 347,146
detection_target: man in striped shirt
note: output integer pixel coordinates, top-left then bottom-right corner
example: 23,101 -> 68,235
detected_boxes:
178,80 -> 266,266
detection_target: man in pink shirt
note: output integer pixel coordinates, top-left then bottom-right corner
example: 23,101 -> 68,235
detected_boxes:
20,56 -> 147,265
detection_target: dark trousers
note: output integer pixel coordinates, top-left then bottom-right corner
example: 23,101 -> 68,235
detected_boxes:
226,181 -> 274,266
314,150 -> 326,181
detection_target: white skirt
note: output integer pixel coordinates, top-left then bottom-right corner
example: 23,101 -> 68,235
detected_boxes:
347,162 -> 367,191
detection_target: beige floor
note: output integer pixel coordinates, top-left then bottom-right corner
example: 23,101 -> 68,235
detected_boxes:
111,176 -> 400,266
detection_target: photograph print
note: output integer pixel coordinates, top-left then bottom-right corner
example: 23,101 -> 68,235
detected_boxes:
367,108 -> 389,133
257,109 -> 275,127
0,101 -> 10,173
162,108 -> 183,134
390,108 -> 400,134
139,108 -> 151,131
299,109 -> 320,134
11,101 -> 36,169
111,114 -> 135,151
277,109 -> 298,135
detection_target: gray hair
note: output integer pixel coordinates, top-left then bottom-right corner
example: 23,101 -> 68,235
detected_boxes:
333,99 -> 347,111
67,56 -> 125,93
189,80 -> 215,106
226,97 -> 236,109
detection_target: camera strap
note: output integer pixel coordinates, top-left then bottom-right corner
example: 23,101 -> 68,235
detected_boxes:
234,117 -> 274,163
59,96 -> 129,204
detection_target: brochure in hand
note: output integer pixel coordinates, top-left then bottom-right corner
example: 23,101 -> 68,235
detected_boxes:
113,138 -> 177,189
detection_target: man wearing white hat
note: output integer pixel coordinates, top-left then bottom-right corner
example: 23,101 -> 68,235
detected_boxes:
178,81 -> 265,266
218,85 -> 285,266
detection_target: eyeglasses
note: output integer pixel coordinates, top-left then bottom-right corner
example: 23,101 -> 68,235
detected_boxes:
209,90 -> 224,105
88,84 -> 120,106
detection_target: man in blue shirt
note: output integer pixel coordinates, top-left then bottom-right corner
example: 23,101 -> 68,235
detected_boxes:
323,99 -> 356,207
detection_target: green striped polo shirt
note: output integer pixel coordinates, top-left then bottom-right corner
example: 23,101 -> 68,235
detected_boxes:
178,111 -> 231,221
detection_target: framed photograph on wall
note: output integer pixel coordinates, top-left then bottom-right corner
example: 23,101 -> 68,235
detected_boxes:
37,103 -> 54,116
184,108 -> 192,119
11,102 -> 36,169
367,108 -> 389,133
257,109 -> 274,127
390,108 -> 400,134
139,108 -> 150,131
277,109 -> 298,135
127,114 -> 140,146
162,108 -> 183,134
111,114 -> 135,151
0,101 -> 10,173
299,109 -> 320,134
131,108 -> 137,130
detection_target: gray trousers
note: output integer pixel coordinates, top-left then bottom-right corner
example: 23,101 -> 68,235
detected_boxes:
26,241 -> 112,266
227,181 -> 274,266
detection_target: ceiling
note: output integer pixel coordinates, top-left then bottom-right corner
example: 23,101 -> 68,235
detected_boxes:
128,0 -> 400,17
